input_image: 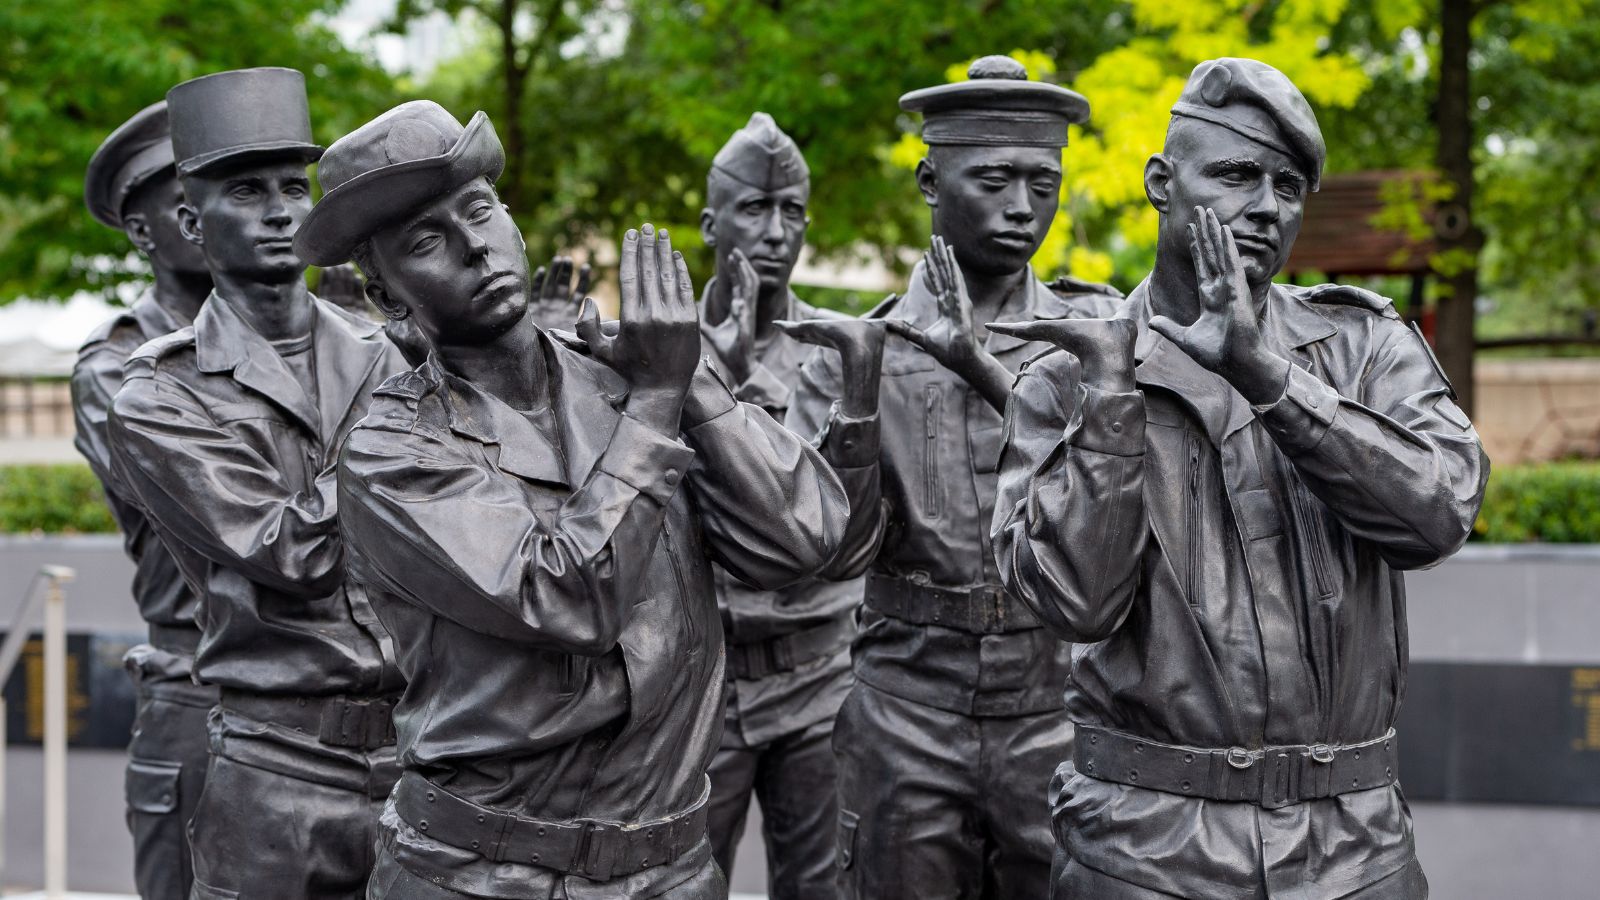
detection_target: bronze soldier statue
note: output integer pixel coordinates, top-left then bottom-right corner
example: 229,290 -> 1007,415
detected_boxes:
695,112 -> 860,899
990,58 -> 1489,899
783,56 -> 1120,899
299,100 -> 849,899
76,99 -> 215,900
107,68 -> 409,898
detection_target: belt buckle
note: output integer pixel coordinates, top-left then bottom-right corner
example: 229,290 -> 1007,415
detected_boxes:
1308,744 -> 1335,764
1225,747 -> 1256,769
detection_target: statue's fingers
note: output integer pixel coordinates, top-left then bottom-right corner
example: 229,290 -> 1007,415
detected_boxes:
638,224 -> 661,313
886,318 -> 930,350
618,228 -> 641,321
1148,314 -> 1188,347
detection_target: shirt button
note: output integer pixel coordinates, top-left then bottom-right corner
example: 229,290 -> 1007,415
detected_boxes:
1306,395 -> 1320,409
664,468 -> 679,486
1110,422 -> 1123,434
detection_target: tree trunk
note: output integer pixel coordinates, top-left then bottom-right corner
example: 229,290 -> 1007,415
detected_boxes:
498,0 -> 527,214
1434,0 -> 1481,416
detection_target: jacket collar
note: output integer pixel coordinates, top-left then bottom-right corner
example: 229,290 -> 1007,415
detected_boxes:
426,328 -> 630,487
896,260 -> 1072,358
129,289 -> 183,339
194,289 -> 386,436
1131,280 -> 1337,443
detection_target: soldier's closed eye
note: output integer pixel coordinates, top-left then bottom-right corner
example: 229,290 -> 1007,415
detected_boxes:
409,232 -> 442,255
466,201 -> 494,224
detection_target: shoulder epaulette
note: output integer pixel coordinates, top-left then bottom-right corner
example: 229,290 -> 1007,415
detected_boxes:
1292,283 -> 1401,319
79,310 -> 139,351
123,326 -> 197,372
863,293 -> 901,320
1046,274 -> 1124,300
371,368 -> 431,402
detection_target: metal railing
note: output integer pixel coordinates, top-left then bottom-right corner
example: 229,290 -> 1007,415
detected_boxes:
0,565 -> 75,898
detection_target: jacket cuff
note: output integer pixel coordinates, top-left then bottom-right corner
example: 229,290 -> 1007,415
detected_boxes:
597,414 -> 696,506
815,400 -> 880,469
1073,387 -> 1145,457
1254,365 -> 1338,455
681,356 -> 739,427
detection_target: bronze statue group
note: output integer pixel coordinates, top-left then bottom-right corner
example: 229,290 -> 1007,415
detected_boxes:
73,54 -> 1486,900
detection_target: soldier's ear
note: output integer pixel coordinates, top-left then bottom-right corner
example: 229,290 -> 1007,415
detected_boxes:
699,208 -> 716,248
915,158 -> 938,208
365,278 -> 409,322
122,212 -> 156,256
1145,154 -> 1174,214
177,203 -> 204,247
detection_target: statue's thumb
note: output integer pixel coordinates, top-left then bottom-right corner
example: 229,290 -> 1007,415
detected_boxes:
1147,315 -> 1181,343
985,321 -> 1047,341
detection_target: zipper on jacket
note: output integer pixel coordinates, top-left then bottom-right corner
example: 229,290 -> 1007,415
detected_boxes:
1289,476 -> 1336,599
923,384 -> 944,520
1186,432 -> 1201,604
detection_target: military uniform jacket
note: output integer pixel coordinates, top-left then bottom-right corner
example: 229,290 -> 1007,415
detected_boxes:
109,291 -> 408,697
72,290 -> 199,636
787,262 -> 1121,717
335,334 -> 848,896
702,282 -> 862,746
992,281 -> 1488,898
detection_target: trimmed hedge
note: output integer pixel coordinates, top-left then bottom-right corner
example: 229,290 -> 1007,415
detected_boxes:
2,461 -> 1600,543
1472,462 -> 1600,544
0,464 -> 117,534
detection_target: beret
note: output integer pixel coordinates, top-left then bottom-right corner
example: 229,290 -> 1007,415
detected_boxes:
900,55 -> 1089,148
711,112 -> 809,191
85,101 -> 175,229
1171,58 -> 1325,190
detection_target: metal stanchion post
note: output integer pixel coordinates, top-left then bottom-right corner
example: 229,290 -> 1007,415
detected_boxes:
44,573 -> 68,900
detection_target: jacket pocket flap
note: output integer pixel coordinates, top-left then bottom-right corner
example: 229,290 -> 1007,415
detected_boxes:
126,758 -> 182,815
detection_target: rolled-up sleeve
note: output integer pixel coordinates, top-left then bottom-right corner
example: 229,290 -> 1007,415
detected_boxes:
109,371 -> 345,597
339,410 -> 694,655
1255,321 -> 1488,569
991,350 -> 1149,642
680,359 -> 849,591
784,348 -> 887,580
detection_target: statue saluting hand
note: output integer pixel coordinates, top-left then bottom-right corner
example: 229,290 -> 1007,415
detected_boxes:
577,225 -> 703,436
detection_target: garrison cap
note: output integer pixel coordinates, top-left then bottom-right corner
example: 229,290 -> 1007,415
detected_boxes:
899,55 -> 1089,148
1171,58 -> 1325,190
85,101 -> 175,229
295,100 -> 505,267
711,112 -> 809,190
166,67 -> 323,177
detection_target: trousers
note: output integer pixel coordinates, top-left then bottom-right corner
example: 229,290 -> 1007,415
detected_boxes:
187,705 -> 399,900
366,836 -> 727,899
707,717 -> 837,900
832,681 -> 1070,900
1053,854 -> 1429,899
124,645 -> 216,900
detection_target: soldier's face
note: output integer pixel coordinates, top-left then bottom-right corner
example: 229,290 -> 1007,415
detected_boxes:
922,144 -> 1060,277
368,178 -> 530,348
124,172 -> 210,276
180,159 -> 312,285
1159,120 -> 1307,286
706,181 -> 809,294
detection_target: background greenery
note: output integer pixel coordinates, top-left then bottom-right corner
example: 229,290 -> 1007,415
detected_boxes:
1,462 -> 1593,543
3,2 -> 1596,329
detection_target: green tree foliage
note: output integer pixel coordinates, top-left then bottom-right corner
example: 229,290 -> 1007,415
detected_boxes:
399,0 -> 1133,281
0,0 -> 399,304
